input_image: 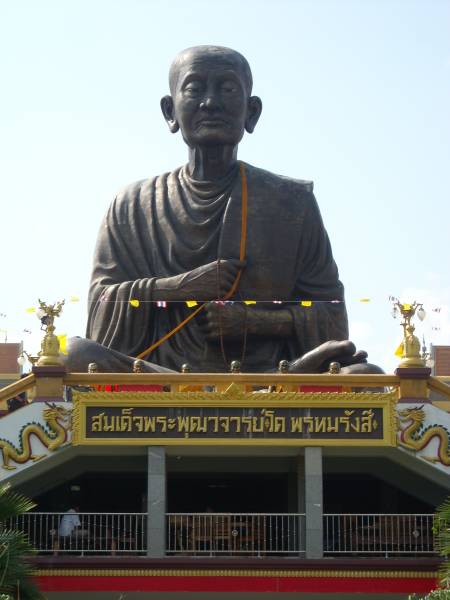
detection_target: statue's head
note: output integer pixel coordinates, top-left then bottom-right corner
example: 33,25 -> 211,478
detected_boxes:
161,45 -> 262,148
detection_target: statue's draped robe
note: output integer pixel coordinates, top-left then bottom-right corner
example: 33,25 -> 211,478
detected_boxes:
86,163 -> 348,372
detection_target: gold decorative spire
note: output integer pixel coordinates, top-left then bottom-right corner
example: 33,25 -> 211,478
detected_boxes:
392,300 -> 426,368
36,299 -> 65,366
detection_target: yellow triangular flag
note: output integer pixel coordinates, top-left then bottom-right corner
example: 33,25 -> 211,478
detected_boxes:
359,298 -> 370,303
244,300 -> 256,305
186,300 -> 198,308
25,307 -> 36,313
129,299 -> 140,308
70,296 -> 80,303
300,300 -> 312,307
395,342 -> 404,357
57,334 -> 68,355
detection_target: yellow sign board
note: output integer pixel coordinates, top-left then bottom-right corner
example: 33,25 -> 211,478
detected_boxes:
72,389 -> 397,448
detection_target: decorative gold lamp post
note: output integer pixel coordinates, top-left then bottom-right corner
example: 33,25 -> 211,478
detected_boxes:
17,300 -> 65,370
391,300 -> 426,368
17,350 -> 39,368
35,299 -> 65,366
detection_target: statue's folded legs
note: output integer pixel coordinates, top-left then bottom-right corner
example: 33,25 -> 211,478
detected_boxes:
66,337 -> 383,375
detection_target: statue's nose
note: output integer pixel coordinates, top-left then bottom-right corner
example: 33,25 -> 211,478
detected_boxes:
200,95 -> 220,110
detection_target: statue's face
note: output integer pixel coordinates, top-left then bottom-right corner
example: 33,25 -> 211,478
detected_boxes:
165,52 -> 256,147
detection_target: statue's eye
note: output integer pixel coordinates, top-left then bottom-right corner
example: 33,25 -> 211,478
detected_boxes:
221,81 -> 237,93
184,82 -> 202,96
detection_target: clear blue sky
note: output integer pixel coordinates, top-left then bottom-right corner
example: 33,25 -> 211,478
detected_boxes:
1,0 -> 449,372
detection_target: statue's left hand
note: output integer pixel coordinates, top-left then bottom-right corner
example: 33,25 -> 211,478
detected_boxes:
197,302 -> 248,341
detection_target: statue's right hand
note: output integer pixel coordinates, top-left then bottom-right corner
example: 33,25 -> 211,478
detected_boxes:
153,259 -> 244,302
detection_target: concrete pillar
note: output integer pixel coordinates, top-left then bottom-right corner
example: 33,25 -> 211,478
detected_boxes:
304,447 -> 323,559
146,446 -> 166,557
297,455 -> 306,555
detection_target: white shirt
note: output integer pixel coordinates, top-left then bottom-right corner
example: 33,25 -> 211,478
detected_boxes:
58,509 -> 81,536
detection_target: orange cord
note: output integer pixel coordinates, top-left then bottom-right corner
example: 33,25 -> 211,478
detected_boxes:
136,162 -> 248,360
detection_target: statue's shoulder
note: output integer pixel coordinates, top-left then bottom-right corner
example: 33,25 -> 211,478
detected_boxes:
114,176 -> 159,206
111,170 -> 175,214
245,163 -> 314,195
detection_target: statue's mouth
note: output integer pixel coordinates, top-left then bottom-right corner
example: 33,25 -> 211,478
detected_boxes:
195,119 -> 229,129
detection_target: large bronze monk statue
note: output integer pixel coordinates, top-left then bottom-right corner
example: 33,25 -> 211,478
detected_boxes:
68,45 -> 380,375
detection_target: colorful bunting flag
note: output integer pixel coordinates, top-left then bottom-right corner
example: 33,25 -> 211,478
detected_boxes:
156,301 -> 167,308
359,298 -> 370,303
186,301 -> 198,308
300,301 -> 312,307
70,296 -> 80,303
57,334 -> 68,355
394,342 -> 404,358
129,299 -> 140,308
244,300 -> 256,305
25,307 -> 36,313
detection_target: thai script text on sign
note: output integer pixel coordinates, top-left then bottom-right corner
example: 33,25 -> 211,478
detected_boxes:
84,406 -> 382,440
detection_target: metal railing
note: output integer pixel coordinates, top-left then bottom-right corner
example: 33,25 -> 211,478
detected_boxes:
6,511 -> 435,557
7,512 -> 147,555
64,372 -> 399,392
2,370 -> 449,412
0,373 -> 35,410
324,514 -> 434,556
166,513 -> 305,556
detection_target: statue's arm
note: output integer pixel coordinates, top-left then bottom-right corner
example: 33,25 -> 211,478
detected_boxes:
286,192 -> 349,346
88,182 -> 244,306
152,259 -> 244,302
197,189 -> 346,343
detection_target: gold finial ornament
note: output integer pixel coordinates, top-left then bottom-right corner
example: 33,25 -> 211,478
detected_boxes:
230,360 -> 241,373
328,361 -> 341,374
392,300 -> 426,368
36,299 -> 65,367
133,359 -> 144,373
278,360 -> 289,373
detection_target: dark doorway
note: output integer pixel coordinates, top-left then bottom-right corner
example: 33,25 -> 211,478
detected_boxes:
323,473 -> 433,513
168,473 -> 289,513
34,472 -> 146,513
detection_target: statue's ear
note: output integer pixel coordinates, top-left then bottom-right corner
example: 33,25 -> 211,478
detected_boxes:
245,96 -> 262,133
160,95 -> 179,133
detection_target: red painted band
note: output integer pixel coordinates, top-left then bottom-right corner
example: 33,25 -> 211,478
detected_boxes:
36,575 -> 437,594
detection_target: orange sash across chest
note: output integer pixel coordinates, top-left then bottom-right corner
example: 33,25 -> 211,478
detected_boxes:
135,162 -> 248,361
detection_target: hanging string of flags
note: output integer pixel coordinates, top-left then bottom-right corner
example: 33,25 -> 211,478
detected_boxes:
120,297 -> 387,307
127,299 -> 346,308
0,295 -> 446,359
1,296 -> 444,344
15,296 -> 447,313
